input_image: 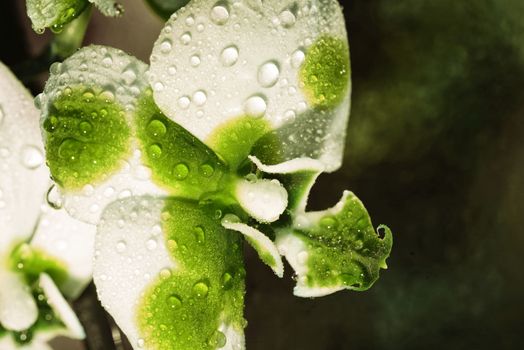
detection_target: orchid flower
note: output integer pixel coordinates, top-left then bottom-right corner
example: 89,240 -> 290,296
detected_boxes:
26,0 -> 124,33
0,62 -> 95,349
36,0 -> 393,349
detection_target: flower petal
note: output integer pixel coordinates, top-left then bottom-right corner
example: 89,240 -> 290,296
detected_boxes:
276,191 -> 392,297
149,0 -> 351,171
248,155 -> 323,213
89,0 -> 123,17
29,207 -> 95,299
26,0 -> 89,33
39,46 -> 230,224
39,273 -> 85,339
0,62 -> 49,257
222,218 -> 283,278
0,271 -> 38,331
94,196 -> 246,350
235,178 -> 287,223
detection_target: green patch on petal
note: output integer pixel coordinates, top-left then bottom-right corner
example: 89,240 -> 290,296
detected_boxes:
300,35 -> 350,109
207,116 -> 271,171
26,0 -> 89,33
43,87 -> 131,191
135,91 -> 228,199
137,199 -> 245,350
145,0 -> 190,20
277,171 -> 320,213
246,236 -> 276,269
9,243 -> 67,286
285,192 -> 392,294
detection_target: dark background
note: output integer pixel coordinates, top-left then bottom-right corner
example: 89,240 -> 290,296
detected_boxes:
2,0 -> 523,349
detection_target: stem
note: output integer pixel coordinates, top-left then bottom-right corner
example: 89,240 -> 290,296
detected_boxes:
12,6 -> 92,83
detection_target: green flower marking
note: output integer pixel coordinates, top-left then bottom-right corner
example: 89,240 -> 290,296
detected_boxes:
137,200 -> 245,350
300,36 -> 351,109
283,192 -> 392,292
10,243 -> 68,286
43,87 -> 131,190
207,116 -> 272,171
136,91 -> 228,199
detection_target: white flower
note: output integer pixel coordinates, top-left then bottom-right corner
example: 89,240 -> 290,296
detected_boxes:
0,62 -> 95,348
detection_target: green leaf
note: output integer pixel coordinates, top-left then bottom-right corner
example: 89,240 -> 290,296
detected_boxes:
277,191 -> 393,297
144,0 -> 190,20
93,197 -> 246,350
26,0 -> 89,33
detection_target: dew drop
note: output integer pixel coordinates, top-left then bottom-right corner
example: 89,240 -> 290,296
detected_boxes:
196,23 -> 205,32
178,96 -> 191,109
190,55 -> 201,67
193,226 -> 205,243
220,46 -> 239,67
122,69 -> 137,84
180,32 -> 192,45
291,49 -> 305,68
79,121 -> 93,135
185,15 -> 195,26
154,82 -> 165,92
20,145 -> 44,169
160,39 -> 172,54
279,10 -> 296,27
192,281 -> 209,298
258,61 -> 280,87
147,144 -> 163,159
192,90 -> 207,106
160,268 -> 172,278
208,330 -> 227,348
244,95 -> 267,118
199,164 -> 214,177
102,56 -> 113,68
116,240 -> 127,253
210,3 -> 229,25
137,339 -> 145,348
168,65 -> 177,75
173,163 -> 189,180
146,238 -> 157,251
167,294 -> 182,308
146,119 -> 167,137
221,272 -> 233,290
46,185 -> 63,209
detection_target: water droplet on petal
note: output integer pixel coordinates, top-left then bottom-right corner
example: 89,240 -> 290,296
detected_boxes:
244,95 -> 267,117
147,144 -> 163,159
178,96 -> 191,109
192,90 -> 207,106
167,294 -> 182,308
146,238 -> 157,251
20,145 -> 44,169
199,164 -> 214,177
102,56 -> 113,68
279,10 -> 296,28
190,55 -> 201,67
291,49 -> 305,68
180,32 -> 192,45
221,272 -> 233,290
193,226 -> 205,243
173,163 -> 189,180
160,39 -> 173,54
147,119 -> 167,137
208,330 -> 227,348
220,46 -> 239,67
210,3 -> 229,25
258,61 -> 280,87
116,241 -> 127,253
192,281 -> 209,298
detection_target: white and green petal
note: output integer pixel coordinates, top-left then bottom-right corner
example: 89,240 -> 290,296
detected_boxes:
26,0 -> 90,33
94,196 -> 246,350
276,191 -> 392,297
0,62 -> 49,257
28,205 -> 95,299
0,271 -> 38,332
149,0 -> 351,171
26,0 -> 123,33
39,45 -> 231,224
222,215 -> 283,277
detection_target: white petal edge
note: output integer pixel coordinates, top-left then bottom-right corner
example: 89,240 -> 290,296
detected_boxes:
30,207 -> 96,299
0,62 -> 49,256
248,155 -> 325,174
39,273 -> 85,339
235,178 -> 288,223
0,271 -> 38,331
93,197 -> 175,349
222,220 -> 283,278
218,322 -> 245,350
89,0 -> 122,17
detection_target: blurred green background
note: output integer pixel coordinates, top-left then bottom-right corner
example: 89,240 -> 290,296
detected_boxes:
2,0 -> 523,349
